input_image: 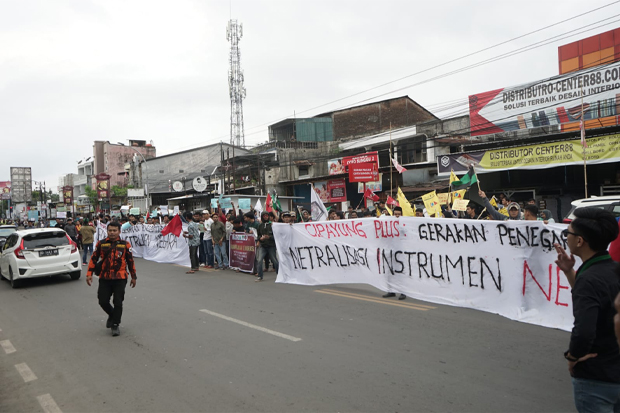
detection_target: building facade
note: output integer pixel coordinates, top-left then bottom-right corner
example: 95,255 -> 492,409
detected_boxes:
93,140 -> 156,188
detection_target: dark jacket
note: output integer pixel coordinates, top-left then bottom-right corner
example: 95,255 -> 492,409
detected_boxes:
569,252 -> 620,383
257,221 -> 275,248
64,223 -> 78,237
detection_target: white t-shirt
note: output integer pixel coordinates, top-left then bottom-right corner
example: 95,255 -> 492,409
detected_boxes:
204,218 -> 214,240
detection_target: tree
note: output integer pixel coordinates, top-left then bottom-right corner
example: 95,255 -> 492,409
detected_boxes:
84,187 -> 99,208
111,185 -> 127,198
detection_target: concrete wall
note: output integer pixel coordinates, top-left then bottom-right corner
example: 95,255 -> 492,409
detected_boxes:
332,97 -> 437,141
136,143 -> 249,193
93,141 -> 156,188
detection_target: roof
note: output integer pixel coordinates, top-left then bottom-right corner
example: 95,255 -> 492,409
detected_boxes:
146,142 -> 249,162
338,125 -> 423,151
315,95 -> 439,120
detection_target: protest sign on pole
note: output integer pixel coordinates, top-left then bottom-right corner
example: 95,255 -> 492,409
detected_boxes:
274,218 -> 576,331
229,232 -> 256,273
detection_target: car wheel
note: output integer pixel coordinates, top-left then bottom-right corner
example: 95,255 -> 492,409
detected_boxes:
70,271 -> 81,280
9,268 -> 21,289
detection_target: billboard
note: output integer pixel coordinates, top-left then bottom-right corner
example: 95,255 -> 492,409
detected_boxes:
469,61 -> 620,137
437,133 -> 620,175
328,151 -> 379,175
63,186 -> 73,205
95,173 -> 111,199
10,167 -> 32,203
313,179 -> 347,203
0,182 -> 10,200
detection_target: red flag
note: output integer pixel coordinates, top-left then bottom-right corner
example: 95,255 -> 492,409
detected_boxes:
386,195 -> 399,206
265,193 -> 273,213
161,214 -> 183,237
364,188 -> 379,202
580,120 -> 587,148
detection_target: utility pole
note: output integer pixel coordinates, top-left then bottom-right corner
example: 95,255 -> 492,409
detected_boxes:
226,19 -> 246,148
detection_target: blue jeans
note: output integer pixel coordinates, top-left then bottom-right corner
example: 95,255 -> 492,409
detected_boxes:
256,246 -> 278,279
82,243 -> 93,264
203,239 -> 214,266
573,377 -> 620,413
213,242 -> 229,268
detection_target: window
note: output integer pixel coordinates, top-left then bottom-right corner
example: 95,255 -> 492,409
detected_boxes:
299,165 -> 309,177
23,232 -> 69,249
398,139 -> 427,164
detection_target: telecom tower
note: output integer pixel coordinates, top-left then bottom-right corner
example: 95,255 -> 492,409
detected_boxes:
227,19 -> 246,148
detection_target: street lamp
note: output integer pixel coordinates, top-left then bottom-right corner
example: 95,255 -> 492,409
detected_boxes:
118,142 -> 150,211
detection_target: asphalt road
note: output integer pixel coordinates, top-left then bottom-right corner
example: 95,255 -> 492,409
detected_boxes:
0,257 -> 575,413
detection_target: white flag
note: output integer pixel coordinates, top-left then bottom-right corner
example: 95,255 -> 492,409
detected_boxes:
391,156 -> 407,174
310,184 -> 328,221
254,199 -> 263,216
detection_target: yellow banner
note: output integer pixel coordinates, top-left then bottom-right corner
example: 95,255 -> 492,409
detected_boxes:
480,134 -> 620,170
440,134 -> 620,175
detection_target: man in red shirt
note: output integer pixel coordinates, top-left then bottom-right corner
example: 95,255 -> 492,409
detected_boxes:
86,221 -> 137,337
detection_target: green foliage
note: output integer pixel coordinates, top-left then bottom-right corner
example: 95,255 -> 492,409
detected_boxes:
111,185 -> 127,198
84,187 -> 99,206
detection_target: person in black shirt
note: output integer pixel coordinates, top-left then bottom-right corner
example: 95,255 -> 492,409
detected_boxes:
255,211 -> 278,282
554,207 -> 620,412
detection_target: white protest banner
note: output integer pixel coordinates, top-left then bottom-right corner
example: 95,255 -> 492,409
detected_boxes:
94,222 -> 190,267
93,221 -> 108,245
274,218 -> 576,331
121,224 -> 190,266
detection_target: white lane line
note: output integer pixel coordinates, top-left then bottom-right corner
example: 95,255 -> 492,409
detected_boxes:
37,394 -> 62,413
0,339 -> 16,354
199,309 -> 302,342
15,362 -> 37,382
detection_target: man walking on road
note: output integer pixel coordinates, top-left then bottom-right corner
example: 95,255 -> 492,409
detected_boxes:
64,218 -> 78,244
86,221 -> 137,337
554,207 -> 620,412
80,218 -> 96,265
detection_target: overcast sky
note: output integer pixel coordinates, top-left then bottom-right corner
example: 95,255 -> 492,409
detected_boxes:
1,0 -> 617,191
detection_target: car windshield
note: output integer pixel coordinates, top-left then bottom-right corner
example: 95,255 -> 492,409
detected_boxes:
0,228 -> 16,237
22,232 -> 69,249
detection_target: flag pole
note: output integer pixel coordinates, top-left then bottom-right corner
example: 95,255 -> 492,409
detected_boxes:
389,122 -> 393,198
581,86 -> 588,198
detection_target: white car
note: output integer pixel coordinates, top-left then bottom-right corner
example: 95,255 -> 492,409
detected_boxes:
563,196 -> 620,223
0,228 -> 81,288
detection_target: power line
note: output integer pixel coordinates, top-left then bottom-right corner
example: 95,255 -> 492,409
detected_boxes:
162,2 -> 620,153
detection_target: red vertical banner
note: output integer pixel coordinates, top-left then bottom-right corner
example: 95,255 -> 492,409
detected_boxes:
95,173 -> 111,199
63,186 -> 73,205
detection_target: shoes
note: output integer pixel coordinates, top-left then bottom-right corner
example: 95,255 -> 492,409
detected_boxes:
111,324 -> 120,336
255,278 -> 263,282
82,263 -> 87,266
382,293 -> 396,298
206,265 -> 214,269
106,316 -> 113,328
398,294 -> 407,300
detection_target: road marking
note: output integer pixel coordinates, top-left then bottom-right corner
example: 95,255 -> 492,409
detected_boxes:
0,339 -> 16,354
317,289 -> 436,311
15,363 -> 37,382
199,309 -> 302,342
37,394 -> 62,413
